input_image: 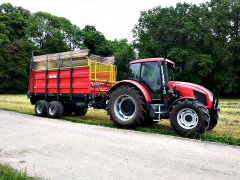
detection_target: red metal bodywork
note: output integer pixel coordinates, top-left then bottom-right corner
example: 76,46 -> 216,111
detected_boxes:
29,67 -> 114,95
111,80 -> 213,108
169,81 -> 213,109
109,80 -> 152,102
130,58 -> 175,66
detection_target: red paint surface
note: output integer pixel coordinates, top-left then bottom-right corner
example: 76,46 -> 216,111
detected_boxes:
29,67 -> 114,95
130,58 -> 175,66
169,81 -> 213,109
113,80 -> 152,102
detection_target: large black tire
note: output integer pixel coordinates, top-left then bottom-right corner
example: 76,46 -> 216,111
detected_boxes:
169,100 -> 210,136
208,113 -> 218,131
35,100 -> 48,117
74,108 -> 88,116
47,101 -> 64,118
107,85 -> 148,128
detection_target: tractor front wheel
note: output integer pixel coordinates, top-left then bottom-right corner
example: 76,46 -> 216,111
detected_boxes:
107,85 -> 147,128
169,100 -> 210,136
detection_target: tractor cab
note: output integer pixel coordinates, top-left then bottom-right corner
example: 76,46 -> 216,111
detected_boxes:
128,58 -> 175,102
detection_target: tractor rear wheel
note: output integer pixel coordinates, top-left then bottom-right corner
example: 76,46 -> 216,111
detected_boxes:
107,85 -> 147,128
47,101 -> 64,118
169,100 -> 210,136
35,100 -> 48,117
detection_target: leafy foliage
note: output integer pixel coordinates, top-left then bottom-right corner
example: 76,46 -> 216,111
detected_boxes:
82,25 -> 113,56
0,1 -> 239,96
0,3 -> 34,93
133,0 -> 240,95
0,3 -> 134,93
0,163 -> 41,180
109,39 -> 136,80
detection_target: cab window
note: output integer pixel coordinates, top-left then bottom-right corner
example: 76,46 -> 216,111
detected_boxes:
129,63 -> 141,81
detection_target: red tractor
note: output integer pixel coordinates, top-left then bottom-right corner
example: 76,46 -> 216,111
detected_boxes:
28,50 -> 219,136
107,58 -> 219,136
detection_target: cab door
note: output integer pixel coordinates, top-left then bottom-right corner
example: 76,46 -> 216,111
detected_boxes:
140,62 -> 163,101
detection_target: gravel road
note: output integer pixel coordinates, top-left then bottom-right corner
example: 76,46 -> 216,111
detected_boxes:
0,110 -> 239,180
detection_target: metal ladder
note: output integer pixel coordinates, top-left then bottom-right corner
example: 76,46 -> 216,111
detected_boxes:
153,104 -> 166,121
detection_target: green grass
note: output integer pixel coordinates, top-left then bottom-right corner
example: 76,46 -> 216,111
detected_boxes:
0,95 -> 240,146
0,163 -> 41,180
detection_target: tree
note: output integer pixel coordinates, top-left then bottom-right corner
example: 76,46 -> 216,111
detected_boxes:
82,25 -> 113,56
0,3 -> 34,93
1,1 -> 239,96
30,12 -> 83,54
109,39 -> 136,80
133,0 -> 240,96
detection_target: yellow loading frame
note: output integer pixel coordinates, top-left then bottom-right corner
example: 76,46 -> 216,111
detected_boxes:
88,59 -> 117,84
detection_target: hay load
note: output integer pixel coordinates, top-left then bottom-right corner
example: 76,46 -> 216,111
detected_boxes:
33,49 -> 115,70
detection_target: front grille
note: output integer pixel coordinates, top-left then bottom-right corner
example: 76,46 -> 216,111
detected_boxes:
193,90 -> 207,106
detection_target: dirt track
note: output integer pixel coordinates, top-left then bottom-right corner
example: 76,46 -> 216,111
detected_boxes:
0,110 -> 239,180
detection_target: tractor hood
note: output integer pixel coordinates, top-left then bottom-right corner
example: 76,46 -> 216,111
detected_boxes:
169,81 -> 213,108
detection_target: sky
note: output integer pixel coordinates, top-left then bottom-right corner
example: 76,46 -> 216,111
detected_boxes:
1,0 -> 208,41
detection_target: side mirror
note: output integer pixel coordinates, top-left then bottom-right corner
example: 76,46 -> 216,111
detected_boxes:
123,72 -> 128,78
175,67 -> 182,73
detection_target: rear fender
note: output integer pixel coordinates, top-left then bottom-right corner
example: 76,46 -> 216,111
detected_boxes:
108,80 -> 152,102
168,97 -> 196,112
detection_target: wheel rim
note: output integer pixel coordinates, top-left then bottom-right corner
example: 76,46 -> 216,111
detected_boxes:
114,95 -> 136,122
177,108 -> 199,129
36,104 -> 42,114
49,105 -> 56,116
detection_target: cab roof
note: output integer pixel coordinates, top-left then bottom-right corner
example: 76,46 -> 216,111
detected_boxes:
129,58 -> 175,65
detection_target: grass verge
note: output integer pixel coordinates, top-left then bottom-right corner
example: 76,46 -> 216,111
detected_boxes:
0,163 -> 41,180
0,95 -> 240,146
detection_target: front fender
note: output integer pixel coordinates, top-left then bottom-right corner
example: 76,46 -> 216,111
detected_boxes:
168,97 -> 196,112
108,80 -> 152,102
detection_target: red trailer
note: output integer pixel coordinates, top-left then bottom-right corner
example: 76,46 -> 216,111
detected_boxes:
28,50 -> 116,117
28,50 -> 219,137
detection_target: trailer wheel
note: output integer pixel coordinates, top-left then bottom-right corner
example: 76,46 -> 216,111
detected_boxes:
169,100 -> 210,136
107,85 -> 147,128
35,100 -> 48,117
74,108 -> 88,116
47,101 -> 64,118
